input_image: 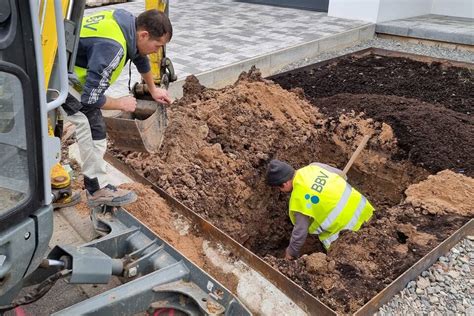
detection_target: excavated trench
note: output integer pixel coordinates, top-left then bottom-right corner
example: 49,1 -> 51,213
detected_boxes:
109,51 -> 473,313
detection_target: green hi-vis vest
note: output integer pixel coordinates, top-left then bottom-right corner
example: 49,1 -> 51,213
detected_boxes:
289,164 -> 374,249
74,10 -> 127,86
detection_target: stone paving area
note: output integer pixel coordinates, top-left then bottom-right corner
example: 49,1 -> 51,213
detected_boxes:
85,0 -> 369,97
376,14 -> 474,45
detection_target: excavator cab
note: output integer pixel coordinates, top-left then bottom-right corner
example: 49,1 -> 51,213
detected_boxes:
0,0 -> 60,304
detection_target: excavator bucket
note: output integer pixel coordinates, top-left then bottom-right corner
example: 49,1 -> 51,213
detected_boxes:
104,100 -> 167,153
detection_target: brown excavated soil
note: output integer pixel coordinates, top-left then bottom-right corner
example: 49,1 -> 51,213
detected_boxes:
405,170 -> 474,217
110,55 -> 473,313
266,171 -> 473,313
120,182 -> 240,293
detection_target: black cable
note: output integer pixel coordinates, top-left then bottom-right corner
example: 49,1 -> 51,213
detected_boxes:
0,269 -> 71,312
128,60 -> 132,93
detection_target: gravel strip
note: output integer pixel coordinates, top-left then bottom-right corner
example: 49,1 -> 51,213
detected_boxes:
278,37 -> 474,74
377,237 -> 474,315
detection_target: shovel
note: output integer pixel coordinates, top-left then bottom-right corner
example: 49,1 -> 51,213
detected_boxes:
341,135 -> 370,177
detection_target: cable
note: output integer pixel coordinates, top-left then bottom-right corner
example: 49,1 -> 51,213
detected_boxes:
0,269 -> 71,312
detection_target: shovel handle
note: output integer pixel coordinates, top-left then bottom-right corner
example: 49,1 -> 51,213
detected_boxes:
342,135 -> 370,177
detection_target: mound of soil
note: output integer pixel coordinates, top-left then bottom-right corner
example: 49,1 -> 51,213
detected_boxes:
112,69 -> 424,254
272,54 -> 474,176
110,64 -> 472,313
272,54 -> 473,114
405,170 -> 474,216
317,93 -> 474,175
266,202 -> 469,313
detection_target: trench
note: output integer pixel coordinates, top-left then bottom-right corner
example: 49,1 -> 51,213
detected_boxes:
110,50 -> 473,313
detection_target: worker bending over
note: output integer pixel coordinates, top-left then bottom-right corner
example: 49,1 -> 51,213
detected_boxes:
62,9 -> 172,207
266,160 -> 375,259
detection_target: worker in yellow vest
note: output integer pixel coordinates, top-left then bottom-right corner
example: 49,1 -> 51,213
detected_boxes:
62,9 -> 172,207
266,159 -> 374,259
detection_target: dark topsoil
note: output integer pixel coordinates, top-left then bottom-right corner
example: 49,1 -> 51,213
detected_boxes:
272,54 -> 474,176
110,55 -> 473,313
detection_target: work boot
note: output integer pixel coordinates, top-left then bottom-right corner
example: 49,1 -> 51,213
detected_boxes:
86,184 -> 137,207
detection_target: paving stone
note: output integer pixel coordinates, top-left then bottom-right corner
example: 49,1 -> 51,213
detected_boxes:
83,0 -> 370,97
376,14 -> 474,45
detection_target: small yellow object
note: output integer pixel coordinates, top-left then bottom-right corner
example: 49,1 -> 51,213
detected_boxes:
51,163 -> 70,189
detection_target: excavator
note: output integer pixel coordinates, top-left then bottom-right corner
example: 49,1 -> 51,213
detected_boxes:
0,0 -> 250,314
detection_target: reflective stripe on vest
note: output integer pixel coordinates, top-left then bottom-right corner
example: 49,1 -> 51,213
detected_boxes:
289,164 -> 374,249
319,195 -> 369,249
74,10 -> 127,87
315,182 -> 352,234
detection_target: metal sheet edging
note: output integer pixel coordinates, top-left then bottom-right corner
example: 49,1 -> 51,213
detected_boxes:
355,219 -> 473,315
104,48 -> 473,315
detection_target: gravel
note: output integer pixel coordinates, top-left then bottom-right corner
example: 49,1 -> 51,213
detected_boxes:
377,237 -> 474,315
277,37 -> 474,74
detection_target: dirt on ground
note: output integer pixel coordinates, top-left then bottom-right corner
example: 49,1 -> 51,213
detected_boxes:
272,54 -> 473,114
109,55 -> 473,313
266,202 -> 468,313
272,54 -> 474,176
120,182 -> 240,294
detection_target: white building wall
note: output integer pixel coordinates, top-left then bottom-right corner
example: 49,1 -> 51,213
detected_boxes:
329,0 -> 474,22
328,0 -> 381,23
431,0 -> 474,18
377,0 -> 432,22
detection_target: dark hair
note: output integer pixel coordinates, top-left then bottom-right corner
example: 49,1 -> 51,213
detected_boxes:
137,9 -> 173,41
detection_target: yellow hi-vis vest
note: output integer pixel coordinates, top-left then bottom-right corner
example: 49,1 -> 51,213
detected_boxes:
289,164 -> 374,249
74,10 -> 127,86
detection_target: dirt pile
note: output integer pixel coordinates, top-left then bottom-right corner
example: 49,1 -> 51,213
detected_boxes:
110,58 -> 473,313
317,93 -> 474,175
267,201 -> 469,313
115,69 -> 325,252
273,54 -> 473,114
272,54 -> 474,176
112,68 -> 423,255
405,170 -> 474,216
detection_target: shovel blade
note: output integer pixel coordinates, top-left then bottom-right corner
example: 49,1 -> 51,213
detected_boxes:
104,100 -> 167,153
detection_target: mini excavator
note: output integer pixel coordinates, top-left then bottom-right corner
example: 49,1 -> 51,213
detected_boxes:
0,1 -> 250,314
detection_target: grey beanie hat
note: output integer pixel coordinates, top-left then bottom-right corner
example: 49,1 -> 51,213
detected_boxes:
266,159 -> 295,186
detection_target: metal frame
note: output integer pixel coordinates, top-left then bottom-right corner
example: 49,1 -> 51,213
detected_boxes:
30,0 -> 68,205
104,48 -> 473,315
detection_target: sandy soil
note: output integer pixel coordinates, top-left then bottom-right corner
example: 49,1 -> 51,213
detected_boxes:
405,170 -> 474,217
